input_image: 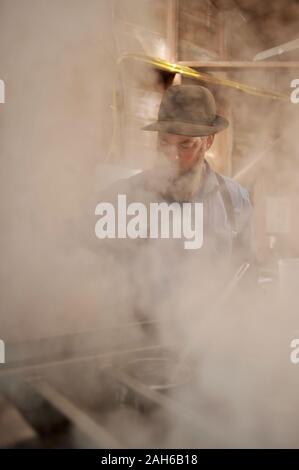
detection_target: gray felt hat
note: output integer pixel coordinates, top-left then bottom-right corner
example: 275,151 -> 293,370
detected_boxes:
142,85 -> 229,137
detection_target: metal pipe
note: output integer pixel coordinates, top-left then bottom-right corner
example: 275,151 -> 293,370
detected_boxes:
0,344 -> 170,379
254,38 -> 299,61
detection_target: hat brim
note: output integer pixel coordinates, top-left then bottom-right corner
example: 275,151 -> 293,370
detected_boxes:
141,115 -> 229,137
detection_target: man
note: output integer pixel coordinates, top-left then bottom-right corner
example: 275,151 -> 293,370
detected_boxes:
135,85 -> 254,272
96,85 -> 255,325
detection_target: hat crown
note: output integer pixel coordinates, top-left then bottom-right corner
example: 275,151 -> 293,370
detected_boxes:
158,85 -> 216,126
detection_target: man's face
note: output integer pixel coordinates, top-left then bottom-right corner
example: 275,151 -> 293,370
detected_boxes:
157,132 -> 214,174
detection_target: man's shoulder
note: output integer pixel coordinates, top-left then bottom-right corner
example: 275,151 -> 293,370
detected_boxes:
213,171 -> 253,236
217,173 -> 251,209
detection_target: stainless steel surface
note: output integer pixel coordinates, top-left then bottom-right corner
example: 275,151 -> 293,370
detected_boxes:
0,320 -> 231,448
30,380 -> 123,448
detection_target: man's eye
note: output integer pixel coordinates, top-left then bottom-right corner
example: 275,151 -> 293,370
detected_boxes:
179,142 -> 192,149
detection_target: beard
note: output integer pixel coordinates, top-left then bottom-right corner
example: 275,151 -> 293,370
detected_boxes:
151,152 -> 205,202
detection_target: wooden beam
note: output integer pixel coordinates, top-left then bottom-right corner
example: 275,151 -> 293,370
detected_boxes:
167,0 -> 179,63
178,61 -> 299,69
